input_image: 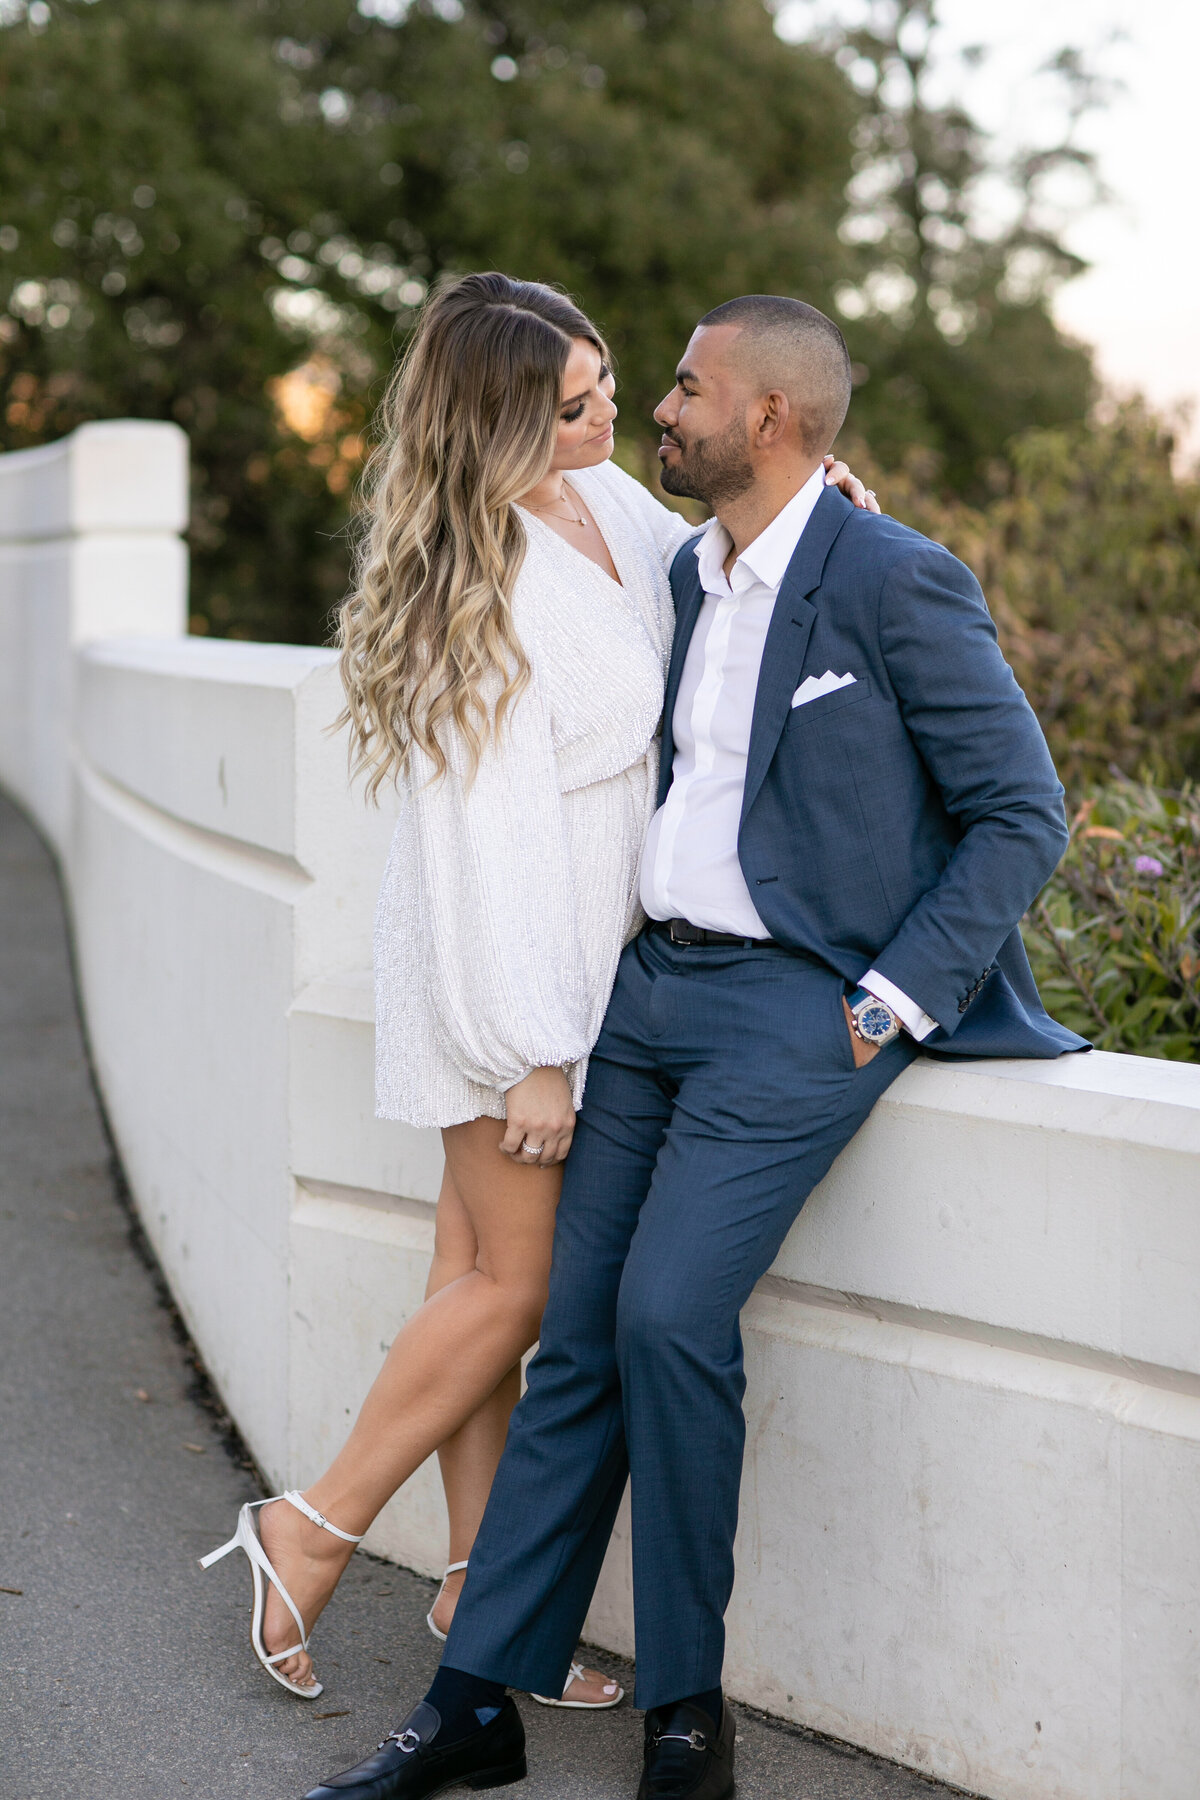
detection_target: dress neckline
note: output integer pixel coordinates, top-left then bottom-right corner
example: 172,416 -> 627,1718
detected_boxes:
516,475 -> 625,590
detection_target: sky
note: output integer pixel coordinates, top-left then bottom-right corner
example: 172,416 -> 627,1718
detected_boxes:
777,0 -> 1200,455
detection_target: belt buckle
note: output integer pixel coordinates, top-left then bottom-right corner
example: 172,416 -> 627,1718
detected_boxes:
668,919 -> 693,947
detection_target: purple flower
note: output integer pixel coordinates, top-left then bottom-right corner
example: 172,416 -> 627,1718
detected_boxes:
1134,855 -> 1164,877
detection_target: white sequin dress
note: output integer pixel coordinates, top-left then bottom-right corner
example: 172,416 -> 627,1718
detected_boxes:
374,460 -> 692,1127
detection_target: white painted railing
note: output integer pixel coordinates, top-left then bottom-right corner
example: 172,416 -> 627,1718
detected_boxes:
2,423 -> 1198,1800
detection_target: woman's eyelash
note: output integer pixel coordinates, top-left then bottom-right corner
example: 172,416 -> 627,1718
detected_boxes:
562,368 -> 611,421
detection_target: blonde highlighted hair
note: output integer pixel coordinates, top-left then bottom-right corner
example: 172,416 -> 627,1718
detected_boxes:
337,271 -> 609,794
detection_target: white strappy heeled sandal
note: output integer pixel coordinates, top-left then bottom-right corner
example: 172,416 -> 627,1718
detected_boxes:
426,1559 -> 623,1710
425,1560 -> 470,1643
531,1660 -> 624,1710
199,1489 -> 363,1700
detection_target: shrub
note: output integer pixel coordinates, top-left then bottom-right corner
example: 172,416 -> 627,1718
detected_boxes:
1021,779 -> 1200,1061
847,402 -> 1200,789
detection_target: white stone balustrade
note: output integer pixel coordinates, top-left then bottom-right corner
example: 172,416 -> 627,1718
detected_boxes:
0,420 -> 188,850
1,422 -> 1197,1800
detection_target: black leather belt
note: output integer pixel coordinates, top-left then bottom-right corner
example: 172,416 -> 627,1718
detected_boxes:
651,918 -> 783,950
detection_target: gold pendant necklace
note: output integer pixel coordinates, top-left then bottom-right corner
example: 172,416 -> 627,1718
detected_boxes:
527,485 -> 586,528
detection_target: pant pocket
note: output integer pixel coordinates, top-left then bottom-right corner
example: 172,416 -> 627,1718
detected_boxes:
832,978 -> 859,1073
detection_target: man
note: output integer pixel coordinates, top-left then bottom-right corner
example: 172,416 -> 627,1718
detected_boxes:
304,297 -> 1085,1800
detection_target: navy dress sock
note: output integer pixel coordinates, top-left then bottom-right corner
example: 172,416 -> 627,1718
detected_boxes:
658,1686 -> 723,1727
424,1663 -> 507,1744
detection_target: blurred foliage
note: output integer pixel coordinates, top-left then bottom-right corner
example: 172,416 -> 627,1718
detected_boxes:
0,0 -> 1097,641
863,402 -> 1200,1059
1021,780 -> 1200,1061
812,0 -> 1100,486
844,403 -> 1200,789
0,0 -> 369,640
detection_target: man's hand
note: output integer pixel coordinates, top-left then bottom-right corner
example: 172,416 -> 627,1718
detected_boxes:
823,455 -> 881,513
500,1066 -> 576,1165
843,996 -> 881,1069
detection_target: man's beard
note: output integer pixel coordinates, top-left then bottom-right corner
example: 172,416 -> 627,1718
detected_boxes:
659,416 -> 754,508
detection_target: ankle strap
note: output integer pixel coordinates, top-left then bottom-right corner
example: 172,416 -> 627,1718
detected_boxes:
283,1490 -> 364,1544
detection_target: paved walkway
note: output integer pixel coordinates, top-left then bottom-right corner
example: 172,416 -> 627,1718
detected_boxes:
0,790 -> 969,1800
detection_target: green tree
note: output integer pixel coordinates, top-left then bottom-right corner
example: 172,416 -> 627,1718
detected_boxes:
804,0 -> 1100,491
256,0 -> 863,475
0,0 -> 862,636
0,0 -> 1098,642
0,0 -> 371,639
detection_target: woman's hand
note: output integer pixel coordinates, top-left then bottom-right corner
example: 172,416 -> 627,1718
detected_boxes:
823,455 -> 881,513
499,1066 -> 576,1166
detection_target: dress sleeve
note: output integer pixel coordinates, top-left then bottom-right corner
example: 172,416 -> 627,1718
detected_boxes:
406,673 -> 593,1099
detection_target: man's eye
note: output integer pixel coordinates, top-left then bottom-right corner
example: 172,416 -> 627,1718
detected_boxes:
561,402 -> 585,422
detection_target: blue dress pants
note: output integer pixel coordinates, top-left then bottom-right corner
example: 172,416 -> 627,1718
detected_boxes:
443,930 -> 915,1709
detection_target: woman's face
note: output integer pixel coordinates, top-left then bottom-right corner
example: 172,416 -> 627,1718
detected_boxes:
549,337 -> 617,472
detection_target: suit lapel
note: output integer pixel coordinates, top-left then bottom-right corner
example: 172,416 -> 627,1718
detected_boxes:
658,542 -> 706,807
740,486 -> 854,822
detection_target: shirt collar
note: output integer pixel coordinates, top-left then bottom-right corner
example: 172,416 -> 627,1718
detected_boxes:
694,463 -> 827,599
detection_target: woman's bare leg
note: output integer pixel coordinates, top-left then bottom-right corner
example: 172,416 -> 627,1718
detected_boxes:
425,1166 -> 523,1636
417,1163 -> 618,1701
258,1118 -> 559,1686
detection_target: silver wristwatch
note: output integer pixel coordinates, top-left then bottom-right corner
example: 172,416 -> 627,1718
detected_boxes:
848,986 -> 901,1048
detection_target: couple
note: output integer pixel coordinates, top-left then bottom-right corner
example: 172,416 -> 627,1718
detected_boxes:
204,272 -> 1085,1800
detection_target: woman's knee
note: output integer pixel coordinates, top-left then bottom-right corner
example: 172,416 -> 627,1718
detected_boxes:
488,1268 -> 549,1347
429,1171 -> 479,1285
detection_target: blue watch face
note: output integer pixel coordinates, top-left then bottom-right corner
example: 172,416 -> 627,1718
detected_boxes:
858,1002 -> 895,1041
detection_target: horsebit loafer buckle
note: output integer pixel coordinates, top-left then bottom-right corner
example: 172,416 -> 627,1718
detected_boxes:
652,1729 -> 707,1751
382,1728 -> 421,1754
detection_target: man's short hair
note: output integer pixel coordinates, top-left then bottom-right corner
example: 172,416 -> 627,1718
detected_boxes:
698,295 -> 852,455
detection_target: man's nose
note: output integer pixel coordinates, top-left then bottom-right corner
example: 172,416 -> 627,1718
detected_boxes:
653,392 -> 676,427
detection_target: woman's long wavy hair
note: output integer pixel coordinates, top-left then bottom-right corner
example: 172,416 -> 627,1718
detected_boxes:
337,271 -> 610,795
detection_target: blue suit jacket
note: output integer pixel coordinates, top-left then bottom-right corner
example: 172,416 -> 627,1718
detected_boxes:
663,486 -> 1088,1058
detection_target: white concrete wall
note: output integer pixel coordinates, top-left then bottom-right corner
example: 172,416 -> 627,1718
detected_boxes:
0,421 -> 188,851
2,423 -> 1199,1800
71,637 -> 398,1471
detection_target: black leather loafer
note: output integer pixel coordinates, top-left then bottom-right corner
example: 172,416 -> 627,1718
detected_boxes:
637,1696 -> 735,1800
303,1697 -> 526,1799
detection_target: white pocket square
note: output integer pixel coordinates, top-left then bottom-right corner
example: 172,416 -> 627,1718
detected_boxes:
791,669 -> 857,708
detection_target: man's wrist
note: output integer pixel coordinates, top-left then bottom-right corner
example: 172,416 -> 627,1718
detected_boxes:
847,987 -> 902,1048
860,969 -> 937,1042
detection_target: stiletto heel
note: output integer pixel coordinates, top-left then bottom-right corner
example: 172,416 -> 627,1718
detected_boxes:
425,1560 -> 470,1643
200,1489 -> 363,1699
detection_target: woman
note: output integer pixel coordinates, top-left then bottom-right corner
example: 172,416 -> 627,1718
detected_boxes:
202,272 -> 876,1705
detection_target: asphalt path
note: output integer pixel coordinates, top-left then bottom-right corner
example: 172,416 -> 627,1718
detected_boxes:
0,789 -> 970,1800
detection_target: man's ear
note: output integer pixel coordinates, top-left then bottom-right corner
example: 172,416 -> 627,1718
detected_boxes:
755,389 -> 790,448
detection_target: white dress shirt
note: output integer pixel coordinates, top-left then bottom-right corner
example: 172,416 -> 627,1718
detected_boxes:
640,466 -> 935,1041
